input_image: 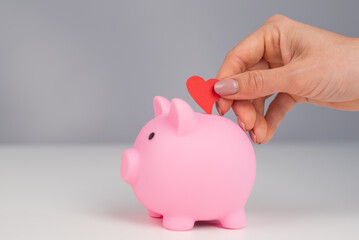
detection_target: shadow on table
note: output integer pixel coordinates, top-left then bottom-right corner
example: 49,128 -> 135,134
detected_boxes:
105,207 -> 163,228
98,206 -> 226,230
95,203 -> 327,231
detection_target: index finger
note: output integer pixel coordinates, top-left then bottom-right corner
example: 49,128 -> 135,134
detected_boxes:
216,27 -> 265,80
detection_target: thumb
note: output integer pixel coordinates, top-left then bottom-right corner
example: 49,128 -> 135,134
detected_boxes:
214,67 -> 291,100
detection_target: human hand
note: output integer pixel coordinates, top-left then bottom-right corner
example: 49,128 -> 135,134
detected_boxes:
214,15 -> 359,144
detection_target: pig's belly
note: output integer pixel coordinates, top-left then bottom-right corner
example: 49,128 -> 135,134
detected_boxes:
134,154 -> 255,220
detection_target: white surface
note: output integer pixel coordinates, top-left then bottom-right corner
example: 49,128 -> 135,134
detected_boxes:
0,142 -> 358,240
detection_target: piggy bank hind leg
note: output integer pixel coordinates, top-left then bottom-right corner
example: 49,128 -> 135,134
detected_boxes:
219,208 -> 246,229
162,216 -> 195,231
148,209 -> 162,218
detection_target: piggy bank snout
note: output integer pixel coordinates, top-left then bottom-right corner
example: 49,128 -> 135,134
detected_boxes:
121,149 -> 140,185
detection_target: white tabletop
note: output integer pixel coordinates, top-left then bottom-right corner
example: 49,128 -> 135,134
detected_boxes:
0,142 -> 358,240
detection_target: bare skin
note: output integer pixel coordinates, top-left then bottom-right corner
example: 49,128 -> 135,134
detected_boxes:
214,15 -> 359,144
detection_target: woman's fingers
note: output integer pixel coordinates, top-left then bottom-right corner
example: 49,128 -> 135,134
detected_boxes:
230,93 -> 295,144
250,98 -> 267,144
263,93 -> 296,143
215,59 -> 270,116
230,97 -> 267,144
215,22 -> 268,118
215,66 -> 291,100
215,28 -> 268,116
215,98 -> 233,116
232,100 -> 256,131
216,26 -> 266,80
248,58 -> 270,71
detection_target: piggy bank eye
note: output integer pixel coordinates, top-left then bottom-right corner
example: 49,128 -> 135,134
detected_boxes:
148,132 -> 155,140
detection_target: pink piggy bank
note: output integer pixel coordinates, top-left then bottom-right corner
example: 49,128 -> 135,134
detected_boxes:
121,96 -> 256,231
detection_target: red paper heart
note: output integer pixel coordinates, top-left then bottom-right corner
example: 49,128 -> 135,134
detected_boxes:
186,76 -> 220,114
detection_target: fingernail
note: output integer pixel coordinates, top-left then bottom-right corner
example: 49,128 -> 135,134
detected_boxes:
236,116 -> 246,131
214,79 -> 239,95
215,101 -> 223,116
249,130 -> 257,144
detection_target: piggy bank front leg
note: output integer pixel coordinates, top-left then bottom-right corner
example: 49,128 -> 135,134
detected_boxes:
219,208 -> 246,229
148,209 -> 162,218
162,215 -> 195,231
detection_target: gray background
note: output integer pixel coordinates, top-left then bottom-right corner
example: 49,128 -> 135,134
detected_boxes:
0,0 -> 358,144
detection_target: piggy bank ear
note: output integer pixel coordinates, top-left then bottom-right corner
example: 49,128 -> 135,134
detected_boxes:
154,96 -> 170,117
168,98 -> 198,135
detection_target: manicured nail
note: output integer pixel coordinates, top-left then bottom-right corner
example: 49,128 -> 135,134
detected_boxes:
236,116 -> 246,131
214,79 -> 239,95
215,101 -> 222,116
249,130 -> 257,144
